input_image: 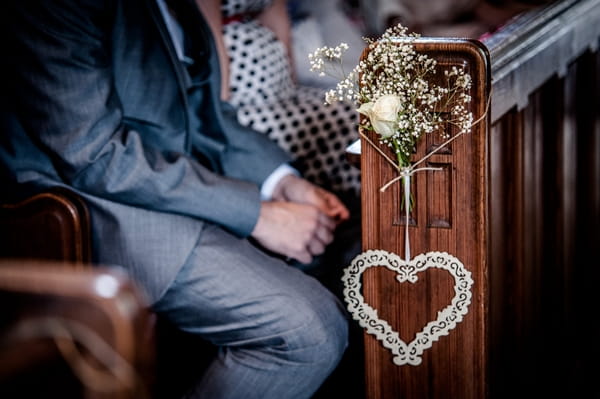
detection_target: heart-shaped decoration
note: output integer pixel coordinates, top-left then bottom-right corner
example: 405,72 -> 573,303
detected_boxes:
342,249 -> 473,366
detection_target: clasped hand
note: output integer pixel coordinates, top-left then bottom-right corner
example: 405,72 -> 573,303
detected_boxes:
251,174 -> 350,264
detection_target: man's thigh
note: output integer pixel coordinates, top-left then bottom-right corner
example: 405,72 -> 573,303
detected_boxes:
152,224 -> 346,347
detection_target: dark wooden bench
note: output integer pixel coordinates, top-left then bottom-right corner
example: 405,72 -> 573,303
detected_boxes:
354,1 -> 600,398
0,187 -> 214,398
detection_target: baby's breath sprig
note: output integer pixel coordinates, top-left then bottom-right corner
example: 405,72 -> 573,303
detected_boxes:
309,24 -> 473,170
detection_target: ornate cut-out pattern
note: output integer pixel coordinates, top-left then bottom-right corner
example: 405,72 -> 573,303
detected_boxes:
342,250 -> 474,366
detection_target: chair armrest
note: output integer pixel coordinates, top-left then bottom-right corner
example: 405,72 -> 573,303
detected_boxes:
0,187 -> 91,263
0,260 -> 155,399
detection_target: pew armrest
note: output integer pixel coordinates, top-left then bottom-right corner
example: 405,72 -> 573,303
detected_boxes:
0,187 -> 91,263
0,261 -> 155,399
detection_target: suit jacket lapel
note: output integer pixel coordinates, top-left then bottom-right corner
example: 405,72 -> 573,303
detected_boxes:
147,0 -> 196,151
147,0 -> 225,162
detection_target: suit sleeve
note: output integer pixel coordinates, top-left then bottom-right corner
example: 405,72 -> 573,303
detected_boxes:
3,0 -> 289,237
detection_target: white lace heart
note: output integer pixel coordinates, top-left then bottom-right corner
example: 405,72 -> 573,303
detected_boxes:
342,249 -> 473,366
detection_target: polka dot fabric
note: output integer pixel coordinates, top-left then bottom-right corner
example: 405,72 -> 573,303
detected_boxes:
221,0 -> 361,195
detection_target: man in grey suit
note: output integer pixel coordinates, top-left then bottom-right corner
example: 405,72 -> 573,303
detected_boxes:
0,0 -> 359,398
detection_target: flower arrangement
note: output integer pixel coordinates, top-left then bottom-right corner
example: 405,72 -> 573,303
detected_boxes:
309,24 -> 474,171
312,27 -> 479,360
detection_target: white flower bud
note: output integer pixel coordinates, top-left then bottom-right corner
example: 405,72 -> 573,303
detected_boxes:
357,94 -> 403,138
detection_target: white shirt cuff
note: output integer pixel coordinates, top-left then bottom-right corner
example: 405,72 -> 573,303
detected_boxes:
260,164 -> 299,200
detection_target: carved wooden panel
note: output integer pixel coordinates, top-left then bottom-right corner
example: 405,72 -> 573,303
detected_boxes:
356,2 -> 600,397
359,39 -> 490,399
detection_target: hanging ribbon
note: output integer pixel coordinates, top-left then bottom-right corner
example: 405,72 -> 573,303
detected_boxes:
402,173 -> 411,262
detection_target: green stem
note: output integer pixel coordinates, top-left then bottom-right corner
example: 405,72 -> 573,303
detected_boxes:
391,139 -> 414,211
392,139 -> 407,169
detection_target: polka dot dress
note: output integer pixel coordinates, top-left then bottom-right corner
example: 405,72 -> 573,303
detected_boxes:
221,0 -> 361,196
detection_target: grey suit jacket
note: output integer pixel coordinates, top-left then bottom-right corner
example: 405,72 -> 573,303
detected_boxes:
0,0 -> 291,301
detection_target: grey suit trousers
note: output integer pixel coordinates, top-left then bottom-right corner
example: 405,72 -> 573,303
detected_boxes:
152,224 -> 350,399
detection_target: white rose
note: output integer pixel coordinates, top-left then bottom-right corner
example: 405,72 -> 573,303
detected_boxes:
357,94 -> 402,138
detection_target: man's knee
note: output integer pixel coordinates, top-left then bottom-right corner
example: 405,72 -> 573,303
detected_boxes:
273,292 -> 349,370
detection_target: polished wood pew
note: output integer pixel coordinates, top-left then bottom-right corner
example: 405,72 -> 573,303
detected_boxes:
0,189 -> 214,398
0,261 -> 155,399
0,190 -> 156,398
355,1 -> 600,398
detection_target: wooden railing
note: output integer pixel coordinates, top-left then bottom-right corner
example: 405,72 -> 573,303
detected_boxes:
355,1 -> 600,398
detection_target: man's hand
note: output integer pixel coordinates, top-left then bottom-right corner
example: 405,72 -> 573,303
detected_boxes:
271,174 -> 350,224
251,201 -> 336,264
251,174 -> 350,263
